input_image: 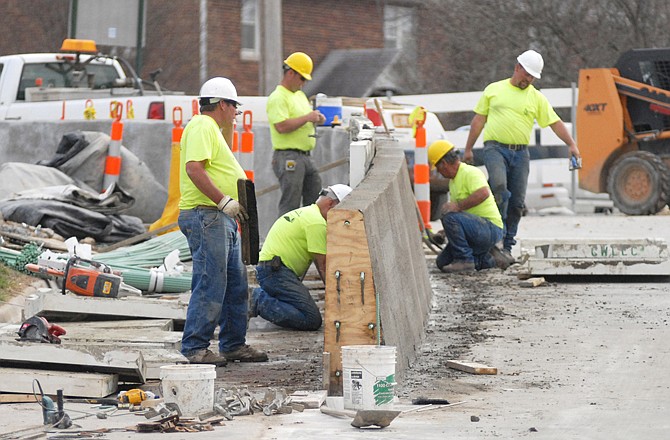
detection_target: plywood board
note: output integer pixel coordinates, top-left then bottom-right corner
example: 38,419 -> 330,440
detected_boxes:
324,208 -> 380,394
0,367 -> 117,398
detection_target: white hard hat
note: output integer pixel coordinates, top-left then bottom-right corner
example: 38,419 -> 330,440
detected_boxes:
199,77 -> 241,105
322,184 -> 353,202
517,50 -> 544,79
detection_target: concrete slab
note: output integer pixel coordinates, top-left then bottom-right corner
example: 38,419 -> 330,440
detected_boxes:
517,237 -> 670,275
23,288 -> 188,322
0,340 -> 146,383
0,367 -> 117,398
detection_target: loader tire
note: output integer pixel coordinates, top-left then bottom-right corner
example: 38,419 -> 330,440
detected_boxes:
607,151 -> 670,215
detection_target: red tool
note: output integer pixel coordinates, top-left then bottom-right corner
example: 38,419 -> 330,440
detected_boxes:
17,316 -> 66,344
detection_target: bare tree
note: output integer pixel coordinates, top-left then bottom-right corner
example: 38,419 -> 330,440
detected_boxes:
417,0 -> 670,93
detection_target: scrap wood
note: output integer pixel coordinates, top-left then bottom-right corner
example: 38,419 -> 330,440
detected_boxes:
519,277 -> 546,288
446,360 -> 497,375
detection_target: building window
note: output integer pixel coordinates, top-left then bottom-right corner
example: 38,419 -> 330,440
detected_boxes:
384,5 -> 415,51
241,0 -> 259,60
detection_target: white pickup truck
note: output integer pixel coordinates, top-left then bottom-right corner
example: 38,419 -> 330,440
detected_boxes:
0,39 -> 198,121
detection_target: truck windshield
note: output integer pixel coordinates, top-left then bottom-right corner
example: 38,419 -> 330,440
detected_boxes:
17,62 -> 121,101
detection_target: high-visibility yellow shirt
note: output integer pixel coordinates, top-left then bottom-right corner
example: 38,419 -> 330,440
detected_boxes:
178,115 -> 246,210
449,163 -> 503,229
474,78 -> 560,145
258,204 -> 326,276
267,85 -> 315,151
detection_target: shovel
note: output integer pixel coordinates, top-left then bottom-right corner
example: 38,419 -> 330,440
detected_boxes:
319,406 -> 401,428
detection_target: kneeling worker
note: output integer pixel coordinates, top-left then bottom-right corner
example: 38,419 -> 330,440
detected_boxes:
428,140 -> 503,273
251,184 -> 353,330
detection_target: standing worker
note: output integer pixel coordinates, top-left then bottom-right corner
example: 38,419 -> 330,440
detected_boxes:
250,184 -> 353,330
463,50 -> 581,266
267,52 -> 326,217
428,140 -> 503,273
178,77 -> 267,366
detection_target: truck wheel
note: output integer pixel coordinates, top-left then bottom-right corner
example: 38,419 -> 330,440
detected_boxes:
607,151 -> 670,215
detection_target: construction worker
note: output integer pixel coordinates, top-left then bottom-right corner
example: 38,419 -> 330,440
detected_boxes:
250,184 -> 353,330
463,50 -> 581,266
267,51 -> 326,217
178,77 -> 267,366
429,140 -> 503,273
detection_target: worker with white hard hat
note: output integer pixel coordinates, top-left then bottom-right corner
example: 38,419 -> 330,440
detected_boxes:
427,141 -> 503,273
463,50 -> 581,267
178,76 -> 267,366
267,51 -> 327,217
251,184 -> 353,330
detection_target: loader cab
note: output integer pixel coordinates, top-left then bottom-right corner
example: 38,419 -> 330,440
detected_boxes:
615,48 -> 670,135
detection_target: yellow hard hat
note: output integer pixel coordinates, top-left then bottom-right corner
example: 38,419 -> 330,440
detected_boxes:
284,52 -> 313,80
428,140 -> 455,169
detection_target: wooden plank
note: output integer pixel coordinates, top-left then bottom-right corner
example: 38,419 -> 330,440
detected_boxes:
446,360 -> 497,375
519,277 -> 546,288
325,208 -> 379,395
0,394 -> 44,403
0,367 -> 117,398
0,341 -> 146,383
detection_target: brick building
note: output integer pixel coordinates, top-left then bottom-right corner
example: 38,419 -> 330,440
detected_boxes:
0,0 -> 423,96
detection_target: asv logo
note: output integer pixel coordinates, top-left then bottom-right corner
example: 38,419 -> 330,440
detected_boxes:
583,103 -> 607,112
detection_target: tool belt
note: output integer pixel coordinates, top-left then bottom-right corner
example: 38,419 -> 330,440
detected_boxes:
275,148 -> 311,156
485,140 -> 527,151
258,255 -> 283,271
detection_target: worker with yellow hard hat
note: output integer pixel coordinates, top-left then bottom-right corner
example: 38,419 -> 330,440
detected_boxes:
428,140 -> 504,273
267,51 -> 326,217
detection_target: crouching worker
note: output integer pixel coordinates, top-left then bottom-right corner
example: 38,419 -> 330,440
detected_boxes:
428,140 -> 503,273
251,184 -> 353,330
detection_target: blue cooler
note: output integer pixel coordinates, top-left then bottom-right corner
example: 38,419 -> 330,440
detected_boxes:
316,96 -> 343,126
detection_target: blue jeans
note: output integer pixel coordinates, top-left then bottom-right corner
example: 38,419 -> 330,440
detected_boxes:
483,142 -> 530,251
272,150 -> 322,217
437,211 -> 503,270
253,264 -> 322,331
178,208 -> 248,356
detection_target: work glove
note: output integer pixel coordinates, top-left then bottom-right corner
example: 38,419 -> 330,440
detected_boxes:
217,195 -> 249,223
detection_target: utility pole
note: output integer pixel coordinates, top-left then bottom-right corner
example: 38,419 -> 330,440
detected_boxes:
259,0 -> 282,95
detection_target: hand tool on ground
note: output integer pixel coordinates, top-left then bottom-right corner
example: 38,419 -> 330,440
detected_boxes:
16,316 -> 66,344
119,388 -> 148,404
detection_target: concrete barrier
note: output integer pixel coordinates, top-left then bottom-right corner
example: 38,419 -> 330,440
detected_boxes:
324,135 -> 432,394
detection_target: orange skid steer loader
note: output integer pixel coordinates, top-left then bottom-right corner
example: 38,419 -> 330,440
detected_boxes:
577,48 -> 670,215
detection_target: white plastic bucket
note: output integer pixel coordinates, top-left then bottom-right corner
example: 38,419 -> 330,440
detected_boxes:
342,345 -> 396,410
160,364 -> 216,417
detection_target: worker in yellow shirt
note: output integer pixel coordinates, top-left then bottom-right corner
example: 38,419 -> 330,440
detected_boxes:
267,52 -> 326,217
250,184 -> 352,330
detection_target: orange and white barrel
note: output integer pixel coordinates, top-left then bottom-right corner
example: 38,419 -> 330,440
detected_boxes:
102,102 -> 124,192
240,110 -> 255,181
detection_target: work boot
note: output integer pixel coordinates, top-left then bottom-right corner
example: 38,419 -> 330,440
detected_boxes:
490,246 -> 515,269
222,344 -> 268,362
440,261 -> 475,273
185,349 -> 228,367
502,249 -> 517,264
